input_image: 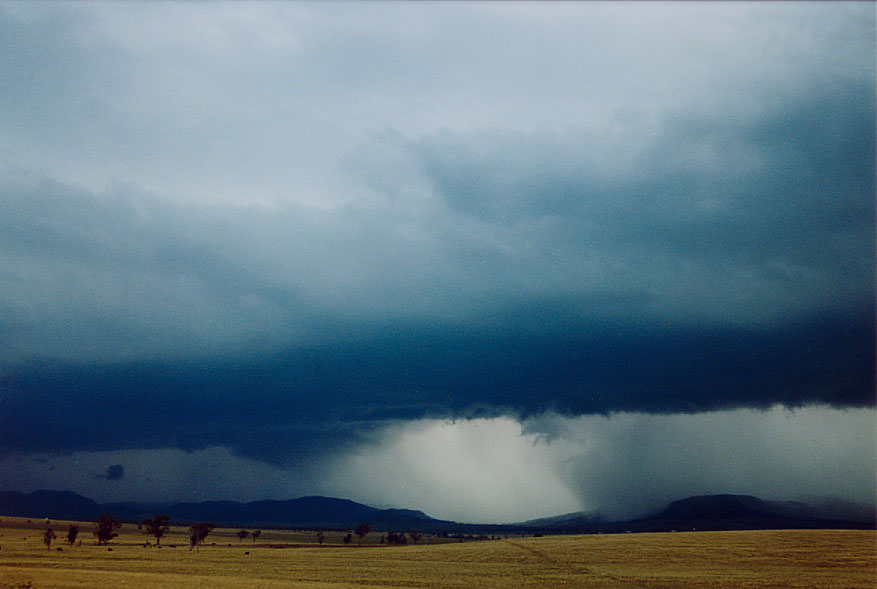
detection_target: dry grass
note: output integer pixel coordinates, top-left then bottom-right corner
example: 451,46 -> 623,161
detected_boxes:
0,517 -> 873,588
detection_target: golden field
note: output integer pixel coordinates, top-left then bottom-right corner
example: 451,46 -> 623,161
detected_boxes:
0,517 -> 873,588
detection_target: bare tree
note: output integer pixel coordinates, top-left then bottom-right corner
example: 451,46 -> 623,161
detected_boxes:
251,529 -> 262,543
316,530 -> 325,545
236,530 -> 249,542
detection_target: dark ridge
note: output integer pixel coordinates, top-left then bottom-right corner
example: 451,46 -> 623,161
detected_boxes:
0,490 -> 101,521
1,490 -> 873,534
0,490 -> 449,531
651,494 -> 776,520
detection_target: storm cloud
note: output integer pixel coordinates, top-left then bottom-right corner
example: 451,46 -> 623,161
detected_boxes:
0,2 -> 873,521
320,406 -> 876,523
3,407 -> 872,524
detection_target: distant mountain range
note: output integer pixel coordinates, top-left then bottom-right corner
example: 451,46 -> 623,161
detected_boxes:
517,494 -> 875,534
0,490 -> 873,533
0,490 -> 447,531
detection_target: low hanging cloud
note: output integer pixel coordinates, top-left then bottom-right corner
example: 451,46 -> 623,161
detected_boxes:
5,406 -> 870,524
317,406 -> 876,523
522,406 -> 877,521
1,309 -> 873,470
315,417 -> 582,523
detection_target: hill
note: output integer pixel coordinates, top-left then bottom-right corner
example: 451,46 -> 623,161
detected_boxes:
0,490 -> 447,531
637,494 -> 876,531
0,490 -> 101,522
1,490 -> 872,533
512,494 -> 874,534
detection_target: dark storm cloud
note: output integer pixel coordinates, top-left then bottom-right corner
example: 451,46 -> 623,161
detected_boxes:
1,72 -> 874,465
1,309 -> 872,465
0,2 -> 873,472
416,79 -> 875,290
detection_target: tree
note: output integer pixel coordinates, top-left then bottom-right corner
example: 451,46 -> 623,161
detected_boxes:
409,530 -> 422,544
316,530 -> 325,545
354,522 -> 370,545
43,527 -> 56,550
188,522 -> 215,551
139,515 -> 171,546
93,514 -> 122,546
251,529 -> 262,543
236,530 -> 249,542
67,525 -> 79,546
386,531 -> 407,545
343,532 -> 352,545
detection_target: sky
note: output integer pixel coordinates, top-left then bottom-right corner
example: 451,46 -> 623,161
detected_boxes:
0,2 -> 874,524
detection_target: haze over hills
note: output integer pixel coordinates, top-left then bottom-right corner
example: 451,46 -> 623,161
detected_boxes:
517,494 -> 876,534
0,490 -> 872,534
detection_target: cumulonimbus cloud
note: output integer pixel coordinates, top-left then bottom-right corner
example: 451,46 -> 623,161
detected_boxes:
0,2 -> 873,509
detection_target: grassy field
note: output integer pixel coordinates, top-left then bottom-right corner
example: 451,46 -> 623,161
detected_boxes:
0,517 -> 873,588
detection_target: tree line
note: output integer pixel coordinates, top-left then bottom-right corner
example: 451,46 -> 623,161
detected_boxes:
40,514 -> 431,551
39,514 -> 218,551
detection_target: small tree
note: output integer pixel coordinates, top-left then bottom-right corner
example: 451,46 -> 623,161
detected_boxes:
343,532 -> 352,545
354,522 -> 370,545
188,522 -> 215,551
139,514 -> 171,546
44,527 -> 57,550
316,530 -> 325,545
236,530 -> 249,542
93,514 -> 122,546
386,531 -> 407,545
67,525 -> 79,545
409,530 -> 422,544
251,529 -> 262,543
